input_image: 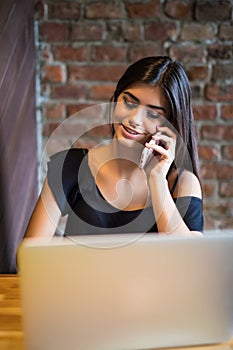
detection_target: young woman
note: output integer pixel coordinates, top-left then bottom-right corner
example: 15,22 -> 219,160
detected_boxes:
25,56 -> 203,238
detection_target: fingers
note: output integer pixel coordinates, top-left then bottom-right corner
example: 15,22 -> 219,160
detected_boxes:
143,127 -> 177,175
153,127 -> 176,151
145,141 -> 168,157
144,126 -> 176,161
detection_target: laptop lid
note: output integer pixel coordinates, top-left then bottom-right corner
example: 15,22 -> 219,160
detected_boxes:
17,233 -> 233,350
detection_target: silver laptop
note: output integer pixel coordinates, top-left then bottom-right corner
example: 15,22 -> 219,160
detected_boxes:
17,233 -> 233,350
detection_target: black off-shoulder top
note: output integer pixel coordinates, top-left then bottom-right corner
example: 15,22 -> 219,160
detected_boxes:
47,149 -> 204,236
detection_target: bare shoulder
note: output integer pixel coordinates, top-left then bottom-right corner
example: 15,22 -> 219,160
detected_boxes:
172,169 -> 202,199
88,143 -> 113,176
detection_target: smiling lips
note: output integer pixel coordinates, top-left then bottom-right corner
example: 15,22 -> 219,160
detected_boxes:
121,123 -> 147,136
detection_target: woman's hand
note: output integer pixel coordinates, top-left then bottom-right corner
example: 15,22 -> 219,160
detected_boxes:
144,126 -> 176,177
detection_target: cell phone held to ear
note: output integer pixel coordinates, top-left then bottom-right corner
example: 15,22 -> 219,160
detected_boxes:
139,139 -> 166,170
139,147 -> 154,170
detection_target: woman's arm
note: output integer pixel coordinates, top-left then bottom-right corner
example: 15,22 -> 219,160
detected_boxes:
25,177 -> 61,238
145,126 -> 203,236
149,170 -> 203,236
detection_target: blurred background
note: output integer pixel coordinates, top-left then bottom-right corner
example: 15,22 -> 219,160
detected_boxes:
0,0 -> 233,272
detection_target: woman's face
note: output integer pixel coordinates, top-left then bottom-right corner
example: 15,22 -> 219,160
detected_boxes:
113,83 -> 170,146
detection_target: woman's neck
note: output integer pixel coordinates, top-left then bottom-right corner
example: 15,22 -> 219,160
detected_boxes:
111,137 -> 143,167
88,138 -> 144,179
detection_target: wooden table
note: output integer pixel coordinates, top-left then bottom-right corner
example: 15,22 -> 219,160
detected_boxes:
0,275 -> 24,349
0,275 -> 233,350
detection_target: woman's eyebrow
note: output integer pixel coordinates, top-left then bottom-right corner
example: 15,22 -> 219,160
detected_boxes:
123,91 -> 166,114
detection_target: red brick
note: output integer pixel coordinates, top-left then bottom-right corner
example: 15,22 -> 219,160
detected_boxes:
203,215 -> 218,231
43,122 -> 60,137
43,137 -> 74,156
191,86 -> 201,99
53,46 -> 88,61
42,65 -> 65,83
46,122 -> 88,140
201,163 -> 233,180
106,22 -> 124,42
67,103 -> 96,117
67,104 -> 111,124
39,22 -> 69,42
126,0 -> 160,18
195,0 -> 232,21
129,44 -> 162,62
68,65 -> 126,82
198,146 -> 219,161
202,181 -> 217,197
220,23 -> 233,40
169,44 -> 204,63
50,85 -> 87,99
220,182 -> 233,197
40,45 -> 53,62
34,1 -> 46,19
42,123 -> 50,138
222,145 -> 233,160
218,202 -> 233,217
181,23 -> 217,41
164,0 -> 193,19
187,65 -> 209,81
213,64 -> 233,81
219,217 -> 233,230
123,23 -> 142,42
40,83 -> 50,96
71,23 -> 104,41
207,44 -> 232,60
89,84 -> 116,100
91,45 -> 127,62
221,105 -> 233,120
204,201 -> 233,217
48,2 -> 80,19
201,125 -> 233,141
205,84 -> 233,102
45,103 -> 65,119
85,2 -> 122,19
193,105 -> 217,121
145,22 -> 177,41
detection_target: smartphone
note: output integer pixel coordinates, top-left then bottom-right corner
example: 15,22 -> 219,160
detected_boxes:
139,139 -> 166,170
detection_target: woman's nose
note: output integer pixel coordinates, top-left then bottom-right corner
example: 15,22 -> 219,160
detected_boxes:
128,106 -> 145,125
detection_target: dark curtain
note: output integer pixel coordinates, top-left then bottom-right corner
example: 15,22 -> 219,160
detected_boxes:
0,0 -> 38,273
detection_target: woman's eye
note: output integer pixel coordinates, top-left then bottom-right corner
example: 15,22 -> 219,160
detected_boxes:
123,97 -> 138,109
147,110 -> 162,120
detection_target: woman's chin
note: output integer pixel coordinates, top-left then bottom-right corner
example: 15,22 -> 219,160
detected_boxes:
116,136 -> 141,148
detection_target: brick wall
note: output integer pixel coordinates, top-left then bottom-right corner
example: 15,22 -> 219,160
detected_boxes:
34,0 -> 233,231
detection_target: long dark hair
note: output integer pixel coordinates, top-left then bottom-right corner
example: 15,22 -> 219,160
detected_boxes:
111,56 -> 201,181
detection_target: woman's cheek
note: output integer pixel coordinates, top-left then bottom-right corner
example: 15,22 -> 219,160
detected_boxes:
112,104 -> 129,123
